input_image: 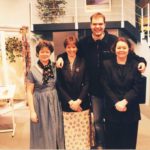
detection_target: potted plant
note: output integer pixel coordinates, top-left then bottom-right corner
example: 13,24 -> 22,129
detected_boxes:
36,0 -> 67,23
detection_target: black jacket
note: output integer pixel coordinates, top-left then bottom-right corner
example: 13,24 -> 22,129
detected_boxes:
102,57 -> 141,123
56,55 -> 90,112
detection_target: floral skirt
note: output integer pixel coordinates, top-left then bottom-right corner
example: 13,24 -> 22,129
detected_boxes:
63,109 -> 91,150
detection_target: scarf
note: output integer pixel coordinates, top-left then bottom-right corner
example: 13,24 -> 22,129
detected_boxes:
38,60 -> 54,85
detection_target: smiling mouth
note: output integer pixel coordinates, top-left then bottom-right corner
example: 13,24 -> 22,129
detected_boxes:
119,52 -> 126,54
95,29 -> 102,32
42,57 -> 49,59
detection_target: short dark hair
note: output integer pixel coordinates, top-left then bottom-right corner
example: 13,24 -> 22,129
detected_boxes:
90,12 -> 106,23
111,37 -> 134,53
36,40 -> 54,55
64,35 -> 78,48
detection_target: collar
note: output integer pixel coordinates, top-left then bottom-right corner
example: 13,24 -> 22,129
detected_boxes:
92,32 -> 105,41
90,30 -> 109,44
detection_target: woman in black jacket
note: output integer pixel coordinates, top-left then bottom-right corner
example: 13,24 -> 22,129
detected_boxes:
57,35 -> 91,150
102,37 -> 142,149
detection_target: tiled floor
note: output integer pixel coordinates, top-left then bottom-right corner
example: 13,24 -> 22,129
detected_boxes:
0,102 -> 150,149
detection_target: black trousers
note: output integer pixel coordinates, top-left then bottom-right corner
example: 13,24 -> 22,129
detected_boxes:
105,121 -> 139,149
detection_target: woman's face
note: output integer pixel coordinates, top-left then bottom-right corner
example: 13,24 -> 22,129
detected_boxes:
65,43 -> 77,58
38,47 -> 51,64
115,41 -> 129,59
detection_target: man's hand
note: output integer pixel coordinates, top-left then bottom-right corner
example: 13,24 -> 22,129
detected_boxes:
56,57 -> 64,68
138,62 -> 146,73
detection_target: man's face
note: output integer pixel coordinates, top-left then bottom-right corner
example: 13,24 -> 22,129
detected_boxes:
90,17 -> 106,38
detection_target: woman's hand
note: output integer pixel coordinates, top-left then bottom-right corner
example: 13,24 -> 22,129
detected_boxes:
68,99 -> 82,112
30,111 -> 38,123
115,99 -> 128,112
56,57 -> 64,68
68,100 -> 76,111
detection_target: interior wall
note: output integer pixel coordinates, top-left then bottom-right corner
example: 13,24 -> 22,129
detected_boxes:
0,0 -> 30,28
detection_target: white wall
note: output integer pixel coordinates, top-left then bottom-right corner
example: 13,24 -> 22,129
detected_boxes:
0,0 -> 30,28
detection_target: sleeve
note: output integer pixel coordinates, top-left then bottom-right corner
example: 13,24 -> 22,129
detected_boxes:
101,61 -> 119,105
56,68 -> 72,103
27,70 -> 35,83
129,52 -> 147,66
78,61 -> 89,101
124,68 -> 142,104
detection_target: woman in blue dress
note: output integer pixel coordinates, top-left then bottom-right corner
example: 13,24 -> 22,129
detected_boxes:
27,40 -> 65,149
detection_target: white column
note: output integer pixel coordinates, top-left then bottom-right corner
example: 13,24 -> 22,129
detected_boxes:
29,0 -> 33,31
74,0 -> 78,29
121,0 -> 124,28
0,31 -> 9,85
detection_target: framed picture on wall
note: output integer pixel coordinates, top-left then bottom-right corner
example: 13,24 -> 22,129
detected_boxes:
85,0 -> 111,12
